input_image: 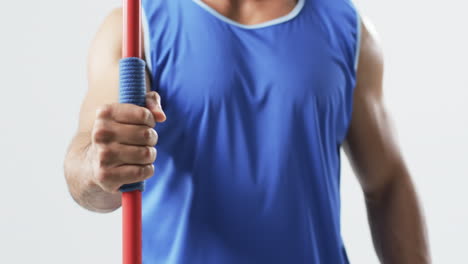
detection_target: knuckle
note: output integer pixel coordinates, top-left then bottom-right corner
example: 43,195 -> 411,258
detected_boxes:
146,165 -> 155,178
154,92 -> 161,102
93,121 -> 113,143
140,165 -> 154,179
141,146 -> 154,161
98,147 -> 113,165
136,166 -> 147,179
147,91 -> 160,102
96,169 -> 120,193
96,104 -> 113,119
142,128 -> 152,141
101,183 -> 116,193
139,108 -> 152,123
144,128 -> 157,145
96,169 -> 111,184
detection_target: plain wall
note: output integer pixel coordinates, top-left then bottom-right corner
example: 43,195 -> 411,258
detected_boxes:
0,0 -> 466,263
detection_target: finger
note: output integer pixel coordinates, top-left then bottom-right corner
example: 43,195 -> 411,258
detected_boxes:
98,143 -> 156,167
118,164 -> 155,185
97,164 -> 155,193
146,91 -> 167,123
117,144 -> 157,165
92,119 -> 115,144
92,120 -> 158,146
113,123 -> 158,146
96,103 -> 155,127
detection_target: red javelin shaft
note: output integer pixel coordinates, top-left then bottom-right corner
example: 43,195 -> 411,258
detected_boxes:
122,0 -> 143,264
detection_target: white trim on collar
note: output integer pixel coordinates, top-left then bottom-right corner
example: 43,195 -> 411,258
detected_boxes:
192,0 -> 306,30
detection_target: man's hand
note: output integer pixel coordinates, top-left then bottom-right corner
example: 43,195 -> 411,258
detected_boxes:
64,8 -> 163,213
89,92 -> 166,194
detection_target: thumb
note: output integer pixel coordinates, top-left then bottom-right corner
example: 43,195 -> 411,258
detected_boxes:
146,91 -> 167,123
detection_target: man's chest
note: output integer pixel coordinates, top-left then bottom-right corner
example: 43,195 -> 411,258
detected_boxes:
154,27 -> 348,112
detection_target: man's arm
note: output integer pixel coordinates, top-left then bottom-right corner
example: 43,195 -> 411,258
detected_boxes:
64,8 -> 164,213
343,18 -> 431,263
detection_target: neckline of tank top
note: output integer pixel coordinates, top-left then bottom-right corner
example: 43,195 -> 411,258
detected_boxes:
192,0 -> 306,30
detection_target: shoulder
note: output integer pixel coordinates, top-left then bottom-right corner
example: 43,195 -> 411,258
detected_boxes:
88,7 -> 148,71
355,16 -> 384,95
87,8 -> 123,72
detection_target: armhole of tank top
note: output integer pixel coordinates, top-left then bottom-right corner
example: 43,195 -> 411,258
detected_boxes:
354,13 -> 362,71
142,8 -> 153,74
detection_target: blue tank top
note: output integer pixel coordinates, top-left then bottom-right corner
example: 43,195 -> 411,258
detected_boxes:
141,0 -> 360,263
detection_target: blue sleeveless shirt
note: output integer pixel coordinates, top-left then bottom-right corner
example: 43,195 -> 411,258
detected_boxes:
141,0 -> 360,263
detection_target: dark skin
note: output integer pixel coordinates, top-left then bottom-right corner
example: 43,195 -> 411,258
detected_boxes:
344,19 -> 431,263
64,1 -> 431,263
64,9 -> 165,212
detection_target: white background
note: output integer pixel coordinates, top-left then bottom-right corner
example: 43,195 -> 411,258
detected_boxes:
0,0 -> 466,263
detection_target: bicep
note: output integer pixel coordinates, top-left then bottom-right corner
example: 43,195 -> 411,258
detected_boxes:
343,17 -> 405,196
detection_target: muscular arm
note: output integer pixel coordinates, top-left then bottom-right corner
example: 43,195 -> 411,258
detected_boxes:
64,8 -> 155,213
343,18 -> 431,263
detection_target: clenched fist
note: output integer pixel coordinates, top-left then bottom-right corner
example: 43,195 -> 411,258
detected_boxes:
89,91 -> 166,193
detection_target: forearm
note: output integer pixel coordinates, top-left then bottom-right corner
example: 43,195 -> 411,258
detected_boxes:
365,169 -> 431,264
64,132 -> 121,213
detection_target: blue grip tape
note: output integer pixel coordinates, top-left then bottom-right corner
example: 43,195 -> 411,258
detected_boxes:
119,57 -> 147,193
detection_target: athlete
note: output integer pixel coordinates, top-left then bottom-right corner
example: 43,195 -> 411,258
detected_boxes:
64,0 -> 431,263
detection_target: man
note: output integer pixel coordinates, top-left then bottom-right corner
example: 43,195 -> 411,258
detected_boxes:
64,0 -> 431,263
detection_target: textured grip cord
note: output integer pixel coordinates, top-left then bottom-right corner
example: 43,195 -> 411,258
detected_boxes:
119,57 -> 147,193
